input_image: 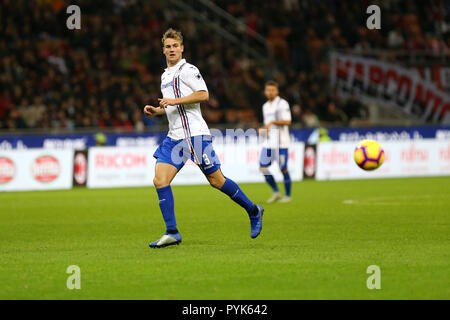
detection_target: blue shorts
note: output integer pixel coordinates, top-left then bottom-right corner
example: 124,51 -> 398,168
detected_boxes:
153,135 -> 221,175
259,148 -> 289,170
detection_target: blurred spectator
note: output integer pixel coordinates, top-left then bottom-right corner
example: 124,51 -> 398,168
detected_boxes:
343,96 -> 369,120
388,26 -> 405,49
133,109 -> 145,132
319,127 -> 332,142
95,132 -> 107,146
25,96 -> 47,128
5,109 -> 27,129
321,102 -> 348,126
0,90 -> 13,123
302,108 -> 320,128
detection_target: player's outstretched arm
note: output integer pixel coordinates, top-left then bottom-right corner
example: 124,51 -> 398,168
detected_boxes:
143,105 -> 165,117
259,120 -> 292,133
269,120 -> 292,126
158,90 -> 209,108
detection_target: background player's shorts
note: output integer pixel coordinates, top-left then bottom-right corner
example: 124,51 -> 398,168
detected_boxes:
153,135 -> 221,175
259,148 -> 289,170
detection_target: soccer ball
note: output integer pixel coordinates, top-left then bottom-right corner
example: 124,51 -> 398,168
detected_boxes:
354,139 -> 385,171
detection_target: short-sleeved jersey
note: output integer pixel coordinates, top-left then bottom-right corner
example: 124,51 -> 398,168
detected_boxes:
262,96 -> 291,149
160,59 -> 210,140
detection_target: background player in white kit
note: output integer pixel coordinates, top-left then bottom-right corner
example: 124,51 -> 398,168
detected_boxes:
143,29 -> 263,248
259,81 -> 292,203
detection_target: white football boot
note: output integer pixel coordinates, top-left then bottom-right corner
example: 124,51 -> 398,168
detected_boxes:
279,196 -> 292,203
149,232 -> 182,248
267,192 -> 282,203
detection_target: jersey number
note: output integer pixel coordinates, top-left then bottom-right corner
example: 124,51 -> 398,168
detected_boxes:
203,154 -> 211,165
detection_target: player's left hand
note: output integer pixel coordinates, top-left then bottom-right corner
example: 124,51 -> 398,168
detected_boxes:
258,122 -> 273,135
158,98 -> 178,108
261,122 -> 272,130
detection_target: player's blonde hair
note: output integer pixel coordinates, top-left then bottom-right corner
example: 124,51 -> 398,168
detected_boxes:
265,80 -> 279,88
162,28 -> 183,46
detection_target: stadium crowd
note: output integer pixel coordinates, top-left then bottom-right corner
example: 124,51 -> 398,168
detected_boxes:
1,0 -> 449,131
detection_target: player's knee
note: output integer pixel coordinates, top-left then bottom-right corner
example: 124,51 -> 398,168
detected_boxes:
153,176 -> 161,188
207,175 -> 225,189
281,168 -> 288,174
153,176 -> 169,188
260,166 -> 269,174
208,178 -> 221,189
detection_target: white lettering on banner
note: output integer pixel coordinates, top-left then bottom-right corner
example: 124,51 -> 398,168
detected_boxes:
0,140 -> 27,150
43,138 -> 86,150
339,131 -> 420,142
330,52 -> 450,124
436,130 -> 450,140
116,137 -> 159,147
0,141 -> 13,150
95,153 -> 147,168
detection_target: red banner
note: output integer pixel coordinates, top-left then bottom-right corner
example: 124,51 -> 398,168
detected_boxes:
330,52 -> 450,124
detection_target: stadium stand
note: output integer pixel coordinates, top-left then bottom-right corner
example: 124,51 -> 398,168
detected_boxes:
1,0 -> 449,131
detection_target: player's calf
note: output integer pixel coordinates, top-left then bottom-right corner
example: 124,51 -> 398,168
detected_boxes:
206,171 -> 226,189
281,168 -> 291,199
260,166 -> 279,194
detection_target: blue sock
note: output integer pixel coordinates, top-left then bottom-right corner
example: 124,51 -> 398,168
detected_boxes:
220,178 -> 257,215
282,171 -> 291,197
263,173 -> 279,192
156,185 -> 177,232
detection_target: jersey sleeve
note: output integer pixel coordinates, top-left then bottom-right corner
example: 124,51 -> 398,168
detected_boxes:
181,65 -> 208,92
278,100 -> 292,121
262,103 -> 270,125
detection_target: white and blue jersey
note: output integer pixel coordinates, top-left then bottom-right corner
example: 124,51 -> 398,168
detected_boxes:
160,58 -> 210,140
154,58 -> 220,175
259,96 -> 291,170
262,96 -> 291,149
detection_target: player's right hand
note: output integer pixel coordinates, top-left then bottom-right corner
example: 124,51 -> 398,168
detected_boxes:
143,105 -> 159,117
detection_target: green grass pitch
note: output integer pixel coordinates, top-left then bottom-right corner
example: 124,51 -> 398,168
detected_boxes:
0,177 -> 449,299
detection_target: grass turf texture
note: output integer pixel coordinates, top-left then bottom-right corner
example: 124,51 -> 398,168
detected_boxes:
0,177 -> 449,299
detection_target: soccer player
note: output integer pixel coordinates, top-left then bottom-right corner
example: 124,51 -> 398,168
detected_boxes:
143,28 -> 264,248
259,81 -> 292,203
